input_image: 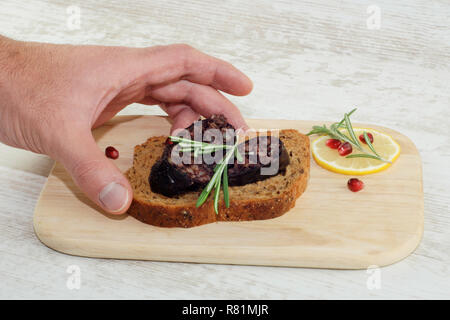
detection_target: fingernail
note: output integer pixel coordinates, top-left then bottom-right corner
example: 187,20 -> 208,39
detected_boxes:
236,125 -> 251,135
99,182 -> 129,213
171,128 -> 183,136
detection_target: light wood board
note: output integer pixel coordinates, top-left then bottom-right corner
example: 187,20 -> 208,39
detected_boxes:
33,115 -> 423,269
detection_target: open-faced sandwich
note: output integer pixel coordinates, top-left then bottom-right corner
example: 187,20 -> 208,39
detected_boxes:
126,115 -> 310,228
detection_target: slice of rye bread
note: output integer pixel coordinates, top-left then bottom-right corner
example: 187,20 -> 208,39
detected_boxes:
125,129 -> 310,228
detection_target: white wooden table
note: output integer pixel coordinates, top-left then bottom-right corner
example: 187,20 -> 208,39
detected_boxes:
0,0 -> 449,299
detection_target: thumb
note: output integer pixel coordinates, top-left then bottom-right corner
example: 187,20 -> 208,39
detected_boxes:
56,132 -> 132,214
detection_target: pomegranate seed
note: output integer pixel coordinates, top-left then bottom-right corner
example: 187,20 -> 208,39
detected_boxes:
338,142 -> 352,156
348,178 -> 364,192
359,132 -> 374,144
326,139 -> 342,149
105,146 -> 119,159
165,137 -> 173,145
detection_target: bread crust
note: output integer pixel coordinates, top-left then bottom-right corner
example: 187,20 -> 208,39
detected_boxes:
126,129 -> 310,228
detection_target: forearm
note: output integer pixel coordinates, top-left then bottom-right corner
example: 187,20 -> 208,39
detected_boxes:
0,35 -> 18,75
0,36 -> 10,86
0,36 -> 19,149
0,34 -> 12,54
0,35 -> 23,104
0,35 -> 40,152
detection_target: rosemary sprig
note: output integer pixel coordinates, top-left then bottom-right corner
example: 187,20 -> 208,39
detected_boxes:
345,154 -> 382,160
169,136 -> 241,214
223,165 -> 229,208
196,142 -> 239,213
306,109 -> 391,163
213,171 -> 221,213
336,108 -> 357,128
344,112 -> 359,147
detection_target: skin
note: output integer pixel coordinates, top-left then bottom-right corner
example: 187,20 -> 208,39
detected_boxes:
0,35 -> 252,214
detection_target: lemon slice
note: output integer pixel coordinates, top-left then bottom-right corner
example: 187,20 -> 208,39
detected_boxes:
311,128 -> 401,175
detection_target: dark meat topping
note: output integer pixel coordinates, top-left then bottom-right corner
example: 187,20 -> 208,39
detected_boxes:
150,115 -> 290,197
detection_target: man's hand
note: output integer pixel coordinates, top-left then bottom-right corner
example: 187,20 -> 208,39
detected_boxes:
0,36 -> 252,214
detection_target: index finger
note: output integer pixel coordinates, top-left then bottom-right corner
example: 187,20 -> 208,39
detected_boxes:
142,44 -> 253,96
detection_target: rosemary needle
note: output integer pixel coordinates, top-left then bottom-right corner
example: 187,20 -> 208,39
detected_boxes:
223,165 -> 229,208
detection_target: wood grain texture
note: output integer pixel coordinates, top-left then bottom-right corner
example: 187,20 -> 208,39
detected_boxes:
0,0 -> 449,299
33,116 -> 423,269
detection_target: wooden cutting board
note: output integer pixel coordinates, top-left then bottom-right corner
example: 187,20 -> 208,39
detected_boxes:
33,116 -> 423,269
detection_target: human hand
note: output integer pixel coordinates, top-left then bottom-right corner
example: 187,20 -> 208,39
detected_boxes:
0,36 -> 252,214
